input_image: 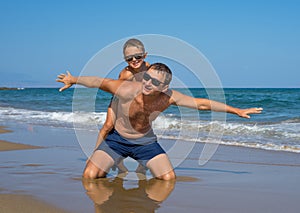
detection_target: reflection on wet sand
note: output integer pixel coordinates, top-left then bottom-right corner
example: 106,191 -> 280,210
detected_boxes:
82,177 -> 175,213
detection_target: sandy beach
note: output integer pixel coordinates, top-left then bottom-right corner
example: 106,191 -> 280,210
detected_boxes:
0,194 -> 71,213
0,136 -> 42,152
0,126 -> 71,213
0,123 -> 299,213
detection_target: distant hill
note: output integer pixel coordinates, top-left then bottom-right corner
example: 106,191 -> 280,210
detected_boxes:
0,87 -> 19,90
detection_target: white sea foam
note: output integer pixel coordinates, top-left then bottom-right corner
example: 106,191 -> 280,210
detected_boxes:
1,106 -> 300,153
0,106 -> 107,127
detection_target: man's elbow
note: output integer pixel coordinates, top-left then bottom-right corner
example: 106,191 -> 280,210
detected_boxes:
197,104 -> 210,110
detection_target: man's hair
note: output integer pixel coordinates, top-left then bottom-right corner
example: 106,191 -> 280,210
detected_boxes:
148,63 -> 172,85
123,38 -> 145,55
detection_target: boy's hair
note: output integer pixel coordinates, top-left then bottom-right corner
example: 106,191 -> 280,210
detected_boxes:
148,63 -> 172,85
123,38 -> 145,55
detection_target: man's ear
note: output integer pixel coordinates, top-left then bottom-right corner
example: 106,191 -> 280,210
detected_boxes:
162,84 -> 169,93
143,52 -> 148,58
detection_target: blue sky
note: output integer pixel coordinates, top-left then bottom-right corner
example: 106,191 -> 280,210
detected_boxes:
0,0 -> 299,88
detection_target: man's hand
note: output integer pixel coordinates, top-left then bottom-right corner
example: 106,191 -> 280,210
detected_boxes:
237,107 -> 263,119
56,71 -> 75,92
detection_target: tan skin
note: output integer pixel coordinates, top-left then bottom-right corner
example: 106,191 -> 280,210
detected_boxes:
57,68 -> 263,180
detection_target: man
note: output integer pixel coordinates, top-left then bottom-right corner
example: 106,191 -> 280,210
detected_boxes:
57,63 -> 263,180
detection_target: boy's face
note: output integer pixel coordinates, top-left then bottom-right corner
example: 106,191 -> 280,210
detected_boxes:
124,46 -> 146,69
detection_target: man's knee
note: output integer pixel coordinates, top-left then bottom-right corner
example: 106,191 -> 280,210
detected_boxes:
156,171 -> 176,181
147,154 -> 174,179
82,168 -> 97,179
82,161 -> 106,179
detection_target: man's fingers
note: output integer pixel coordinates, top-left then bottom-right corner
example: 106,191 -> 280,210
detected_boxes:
59,85 -> 70,92
59,86 -> 66,92
56,71 -> 73,92
241,113 -> 250,119
241,107 -> 263,119
59,87 -> 66,92
56,75 -> 65,81
253,107 -> 263,113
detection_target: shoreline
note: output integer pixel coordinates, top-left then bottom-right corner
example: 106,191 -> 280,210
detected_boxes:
0,126 -> 42,151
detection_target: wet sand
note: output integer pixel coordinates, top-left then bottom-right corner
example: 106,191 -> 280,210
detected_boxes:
0,194 -> 71,213
0,124 -> 299,213
0,126 -> 42,151
0,140 -> 42,151
0,126 -> 71,213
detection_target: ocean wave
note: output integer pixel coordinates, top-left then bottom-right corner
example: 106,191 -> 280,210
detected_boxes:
1,106 -> 300,130
219,140 -> 300,153
1,106 -> 300,153
156,134 -> 300,153
283,117 -> 300,123
0,106 -> 107,127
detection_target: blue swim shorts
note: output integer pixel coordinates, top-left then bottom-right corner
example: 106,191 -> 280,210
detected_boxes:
96,129 -> 166,167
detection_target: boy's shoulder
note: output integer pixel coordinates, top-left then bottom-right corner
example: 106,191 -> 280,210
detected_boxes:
119,67 -> 134,80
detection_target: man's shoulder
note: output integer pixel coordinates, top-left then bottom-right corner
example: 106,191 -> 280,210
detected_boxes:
158,89 -> 173,102
166,89 -> 182,104
164,89 -> 173,97
118,81 -> 141,96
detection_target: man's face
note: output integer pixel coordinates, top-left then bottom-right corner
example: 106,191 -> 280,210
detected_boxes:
142,68 -> 168,95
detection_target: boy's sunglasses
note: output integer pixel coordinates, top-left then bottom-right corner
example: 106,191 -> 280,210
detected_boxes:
125,53 -> 145,62
143,73 -> 165,87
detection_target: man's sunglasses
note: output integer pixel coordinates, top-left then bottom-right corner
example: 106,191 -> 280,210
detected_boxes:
143,73 -> 165,87
124,53 -> 145,62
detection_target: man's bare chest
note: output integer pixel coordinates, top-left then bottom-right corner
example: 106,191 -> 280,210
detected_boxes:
129,96 -> 170,121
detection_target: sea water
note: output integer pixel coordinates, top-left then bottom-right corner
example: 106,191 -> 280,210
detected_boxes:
0,88 -> 299,153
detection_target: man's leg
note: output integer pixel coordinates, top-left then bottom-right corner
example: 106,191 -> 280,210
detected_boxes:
97,106 -> 128,173
83,150 -> 114,179
146,154 -> 176,180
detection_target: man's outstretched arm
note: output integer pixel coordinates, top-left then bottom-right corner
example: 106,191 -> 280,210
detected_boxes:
170,90 -> 263,119
56,71 -> 125,95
